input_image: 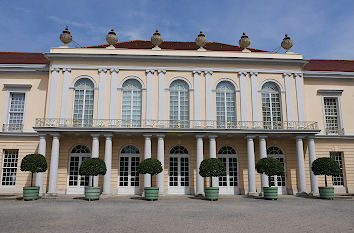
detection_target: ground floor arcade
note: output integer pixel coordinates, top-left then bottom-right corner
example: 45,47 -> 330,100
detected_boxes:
0,134 -> 352,195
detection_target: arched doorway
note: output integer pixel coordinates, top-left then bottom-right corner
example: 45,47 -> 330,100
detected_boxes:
218,146 -> 239,194
168,146 -> 190,194
267,146 -> 287,194
118,145 -> 141,194
67,145 -> 90,194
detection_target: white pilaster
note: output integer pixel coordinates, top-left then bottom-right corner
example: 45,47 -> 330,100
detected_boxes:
296,136 -> 307,193
193,71 -> 201,122
146,70 -> 154,126
284,73 -> 294,122
103,134 -> 113,194
48,133 -> 60,194
295,73 -> 305,122
144,135 -> 152,187
196,135 -> 204,195
239,72 -> 248,122
204,71 -> 213,123
36,134 -> 47,194
209,135 -> 217,187
97,69 -> 107,119
157,135 -> 165,193
109,68 -> 119,119
48,68 -> 60,118
60,68 -> 71,120
158,70 -> 166,123
250,72 -> 259,121
308,136 -> 319,194
247,136 -> 257,194
258,136 -> 269,190
91,134 -> 100,187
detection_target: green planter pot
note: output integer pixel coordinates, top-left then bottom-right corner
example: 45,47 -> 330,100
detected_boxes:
204,187 -> 219,201
23,186 -> 39,201
85,186 -> 101,201
144,187 -> 159,200
263,187 -> 278,200
319,186 -> 334,199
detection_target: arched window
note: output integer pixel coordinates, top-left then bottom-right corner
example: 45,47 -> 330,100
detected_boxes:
122,79 -> 142,127
168,146 -> 190,194
216,81 -> 236,128
169,80 -> 189,128
267,146 -> 286,194
218,146 -> 238,192
261,82 -> 282,129
73,78 -> 94,127
119,145 -> 141,194
67,145 -> 91,193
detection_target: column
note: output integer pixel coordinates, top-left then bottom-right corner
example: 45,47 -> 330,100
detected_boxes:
239,72 -> 248,124
48,133 -> 60,194
35,134 -> 47,194
158,70 -> 166,124
97,69 -> 107,119
144,135 -> 152,187
296,136 -> 307,193
193,71 -> 201,123
103,134 -> 113,194
247,136 -> 257,194
258,136 -> 269,190
308,136 -> 319,194
295,73 -> 305,122
204,71 -> 213,124
60,68 -> 71,120
209,135 -> 217,187
109,68 -> 119,119
284,73 -> 294,122
91,134 -> 100,187
250,72 -> 259,122
196,135 -> 204,195
146,70 -> 154,126
157,135 -> 165,193
48,68 -> 60,118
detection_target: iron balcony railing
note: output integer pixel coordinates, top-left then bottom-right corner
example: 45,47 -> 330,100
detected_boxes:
2,124 -> 24,132
35,118 -> 319,130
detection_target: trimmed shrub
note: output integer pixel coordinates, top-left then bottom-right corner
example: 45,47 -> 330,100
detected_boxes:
199,158 -> 226,187
20,153 -> 47,187
79,158 -> 107,187
256,157 -> 284,187
312,157 -> 340,187
138,158 -> 163,176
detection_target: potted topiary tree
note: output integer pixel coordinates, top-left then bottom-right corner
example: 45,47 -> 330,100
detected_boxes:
137,158 -> 163,200
20,153 -> 47,201
79,158 -> 107,201
256,157 -> 284,200
312,157 -> 340,199
199,158 -> 226,201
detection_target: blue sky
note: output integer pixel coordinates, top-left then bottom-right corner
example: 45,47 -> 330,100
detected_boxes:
1,0 -> 354,59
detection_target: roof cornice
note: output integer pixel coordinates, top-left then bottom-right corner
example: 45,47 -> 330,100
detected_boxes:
304,70 -> 354,79
0,64 -> 49,73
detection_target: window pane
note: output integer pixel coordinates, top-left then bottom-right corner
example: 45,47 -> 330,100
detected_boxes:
1,150 -> 18,186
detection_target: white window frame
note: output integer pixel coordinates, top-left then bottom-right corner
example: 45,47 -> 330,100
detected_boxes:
217,146 -> 240,194
169,80 -> 190,128
330,151 -> 346,187
260,82 -> 283,129
121,79 -> 142,127
319,90 -> 343,135
168,146 -> 190,195
72,78 -> 95,127
1,149 -> 19,186
216,81 -> 237,128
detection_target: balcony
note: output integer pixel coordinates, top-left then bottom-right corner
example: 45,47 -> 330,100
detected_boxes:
2,124 -> 24,132
35,118 -> 318,131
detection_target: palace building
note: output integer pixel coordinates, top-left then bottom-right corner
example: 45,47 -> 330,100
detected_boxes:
0,29 -> 353,196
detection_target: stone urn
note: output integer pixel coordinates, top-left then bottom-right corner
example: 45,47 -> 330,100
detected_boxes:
151,29 -> 163,50
239,32 -> 251,52
106,29 -> 118,48
60,26 -> 72,47
281,34 -> 294,53
195,31 -> 208,51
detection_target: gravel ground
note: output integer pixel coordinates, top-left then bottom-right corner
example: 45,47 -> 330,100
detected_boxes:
0,195 -> 353,233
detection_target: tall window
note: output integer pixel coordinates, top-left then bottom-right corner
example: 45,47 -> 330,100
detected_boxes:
267,147 -> 286,192
1,149 -> 19,186
73,78 -> 94,127
330,152 -> 345,186
218,146 -> 238,188
122,79 -> 142,127
169,80 -> 189,128
323,97 -> 340,134
216,81 -> 236,128
261,82 -> 282,129
68,145 -> 90,189
7,93 -> 25,131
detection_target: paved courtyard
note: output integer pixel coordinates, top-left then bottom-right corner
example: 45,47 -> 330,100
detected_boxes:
0,195 -> 353,233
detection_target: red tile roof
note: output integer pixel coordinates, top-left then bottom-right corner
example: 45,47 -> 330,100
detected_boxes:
84,40 -> 268,52
0,52 -> 49,64
304,59 -> 354,72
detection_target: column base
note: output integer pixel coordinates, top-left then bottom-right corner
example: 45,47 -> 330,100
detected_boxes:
247,192 -> 258,197
44,193 -> 58,199
295,192 -> 309,197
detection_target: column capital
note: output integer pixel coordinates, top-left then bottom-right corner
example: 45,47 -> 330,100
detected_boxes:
103,133 -> 113,138
294,73 -> 303,78
98,68 -> 108,73
195,134 -> 204,138
208,135 -> 217,139
146,69 -> 154,75
250,71 -> 258,76
143,134 -> 152,138
258,135 -> 268,139
38,133 -> 47,138
158,69 -> 166,74
307,136 -> 315,139
193,70 -> 201,75
91,133 -> 101,138
63,68 -> 71,72
238,71 -> 247,76
283,72 -> 292,77
204,70 -> 213,75
50,67 -> 60,72
110,68 -> 119,73
156,134 -> 165,138
296,136 -> 305,140
246,135 -> 255,139
50,133 -> 60,138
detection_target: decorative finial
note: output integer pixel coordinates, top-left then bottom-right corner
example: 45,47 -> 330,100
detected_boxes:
195,31 -> 208,51
59,26 -> 72,47
281,34 -> 294,53
239,32 -> 251,53
151,29 -> 163,50
106,29 -> 118,49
